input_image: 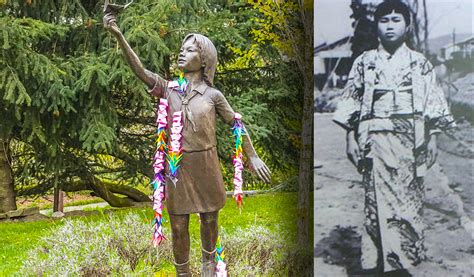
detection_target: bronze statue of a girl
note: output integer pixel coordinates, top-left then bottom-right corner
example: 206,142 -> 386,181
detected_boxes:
104,6 -> 271,276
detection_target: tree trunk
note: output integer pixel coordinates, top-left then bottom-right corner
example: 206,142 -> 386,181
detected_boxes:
95,179 -> 151,202
296,0 -> 314,248
53,187 -> 64,212
297,81 -> 314,247
87,176 -> 134,207
62,178 -> 151,207
63,176 -> 150,207
18,177 -> 151,207
0,139 -> 17,213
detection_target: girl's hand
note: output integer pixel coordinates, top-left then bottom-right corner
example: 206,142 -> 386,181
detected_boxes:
249,156 -> 271,183
346,130 -> 361,169
427,134 -> 438,169
103,13 -> 121,35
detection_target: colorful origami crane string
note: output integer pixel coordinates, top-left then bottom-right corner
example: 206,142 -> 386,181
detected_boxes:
215,236 -> 227,276
152,98 -> 168,246
167,111 -> 183,185
177,72 -> 188,94
151,74 -> 189,245
232,113 -> 245,209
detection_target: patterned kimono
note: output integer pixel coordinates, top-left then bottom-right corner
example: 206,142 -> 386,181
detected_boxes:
333,44 -> 455,272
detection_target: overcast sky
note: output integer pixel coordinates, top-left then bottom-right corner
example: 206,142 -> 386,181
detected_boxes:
314,0 -> 473,46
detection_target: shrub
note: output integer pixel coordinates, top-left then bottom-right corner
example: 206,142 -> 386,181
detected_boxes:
20,213 -> 288,276
219,225 -> 287,276
20,213 -> 172,275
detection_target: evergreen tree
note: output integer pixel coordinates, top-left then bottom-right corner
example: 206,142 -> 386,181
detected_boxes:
247,0 -> 314,274
1,0 -> 302,210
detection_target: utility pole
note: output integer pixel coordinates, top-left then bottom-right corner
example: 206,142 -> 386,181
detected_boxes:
422,0 -> 429,54
447,28 -> 456,106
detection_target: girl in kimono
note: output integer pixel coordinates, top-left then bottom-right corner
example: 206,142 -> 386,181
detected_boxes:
103,12 -> 271,277
333,0 -> 454,275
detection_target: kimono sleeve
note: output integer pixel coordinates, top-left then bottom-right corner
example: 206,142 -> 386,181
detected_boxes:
422,62 -> 456,134
333,55 -> 364,131
213,89 -> 236,125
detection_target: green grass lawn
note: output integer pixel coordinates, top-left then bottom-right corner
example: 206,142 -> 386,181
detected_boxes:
0,192 -> 302,275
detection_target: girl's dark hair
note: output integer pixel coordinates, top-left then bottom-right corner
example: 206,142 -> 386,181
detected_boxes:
374,0 -> 411,25
182,33 -> 217,86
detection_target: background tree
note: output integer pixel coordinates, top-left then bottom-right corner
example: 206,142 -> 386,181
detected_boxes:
0,139 -> 15,212
345,0 -> 378,77
246,0 -> 314,267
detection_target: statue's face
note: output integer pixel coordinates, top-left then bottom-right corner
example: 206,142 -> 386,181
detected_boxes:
377,11 -> 408,46
178,39 -> 202,72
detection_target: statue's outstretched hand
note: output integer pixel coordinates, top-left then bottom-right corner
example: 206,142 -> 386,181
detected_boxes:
249,156 -> 271,183
103,13 -> 121,35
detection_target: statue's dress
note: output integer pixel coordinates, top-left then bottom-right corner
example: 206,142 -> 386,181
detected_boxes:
153,81 -> 236,215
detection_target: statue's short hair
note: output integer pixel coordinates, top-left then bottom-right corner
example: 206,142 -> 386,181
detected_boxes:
374,0 -> 411,26
183,33 -> 217,86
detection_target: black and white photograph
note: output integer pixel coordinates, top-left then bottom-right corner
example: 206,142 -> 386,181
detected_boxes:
314,0 -> 473,276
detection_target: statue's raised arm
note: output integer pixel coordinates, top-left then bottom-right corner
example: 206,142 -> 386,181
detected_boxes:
103,2 -> 166,96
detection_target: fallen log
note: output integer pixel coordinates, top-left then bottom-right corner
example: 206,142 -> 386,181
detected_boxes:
19,178 -> 151,208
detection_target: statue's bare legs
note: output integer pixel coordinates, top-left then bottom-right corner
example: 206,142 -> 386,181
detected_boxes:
170,211 -> 219,276
170,213 -> 191,276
